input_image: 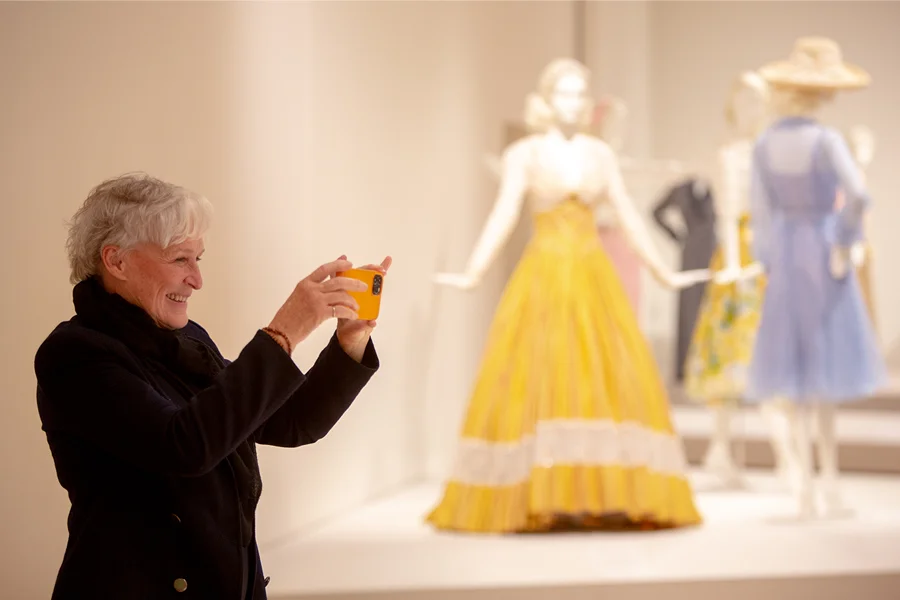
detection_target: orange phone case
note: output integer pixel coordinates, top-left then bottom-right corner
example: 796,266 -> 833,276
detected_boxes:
336,268 -> 385,320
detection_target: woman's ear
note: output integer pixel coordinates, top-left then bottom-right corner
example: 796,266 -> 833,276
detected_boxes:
100,245 -> 127,281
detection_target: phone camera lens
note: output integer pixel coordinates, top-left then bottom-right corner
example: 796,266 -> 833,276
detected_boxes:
373,274 -> 382,295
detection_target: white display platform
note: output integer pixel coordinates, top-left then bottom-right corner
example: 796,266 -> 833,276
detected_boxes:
671,383 -> 900,474
262,471 -> 900,600
673,403 -> 900,447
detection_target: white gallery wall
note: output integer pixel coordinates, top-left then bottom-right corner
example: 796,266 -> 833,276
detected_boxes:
0,2 -> 573,598
230,0 -> 576,550
0,4 -> 241,598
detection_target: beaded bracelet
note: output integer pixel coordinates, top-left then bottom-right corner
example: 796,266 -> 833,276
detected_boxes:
262,327 -> 293,355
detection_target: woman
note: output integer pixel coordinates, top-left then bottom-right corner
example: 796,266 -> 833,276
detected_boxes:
35,173 -> 389,598
427,59 -> 710,533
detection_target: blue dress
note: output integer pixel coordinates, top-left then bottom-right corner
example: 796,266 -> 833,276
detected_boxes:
746,116 -> 885,403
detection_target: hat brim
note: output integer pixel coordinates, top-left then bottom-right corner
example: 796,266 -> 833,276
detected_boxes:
759,60 -> 871,90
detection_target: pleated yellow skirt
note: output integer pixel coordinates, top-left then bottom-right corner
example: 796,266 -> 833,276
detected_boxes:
683,214 -> 765,404
426,197 -> 702,533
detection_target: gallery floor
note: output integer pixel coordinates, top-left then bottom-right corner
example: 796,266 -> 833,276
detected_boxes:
262,472 -> 900,600
262,371 -> 900,600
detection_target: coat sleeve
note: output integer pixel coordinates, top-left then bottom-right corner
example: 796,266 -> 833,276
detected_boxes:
823,127 -> 872,247
253,333 -> 379,447
35,328 -> 306,477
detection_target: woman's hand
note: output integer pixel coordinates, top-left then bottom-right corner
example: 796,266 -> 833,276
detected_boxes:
336,256 -> 392,362
267,256 -> 367,352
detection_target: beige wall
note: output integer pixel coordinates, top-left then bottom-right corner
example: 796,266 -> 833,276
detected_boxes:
0,4 -> 241,598
0,1 -> 573,597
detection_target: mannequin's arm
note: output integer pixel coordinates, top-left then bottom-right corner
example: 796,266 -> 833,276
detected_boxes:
651,186 -> 684,244
603,147 -> 708,289
436,142 -> 528,289
824,129 -> 871,247
718,150 -> 743,272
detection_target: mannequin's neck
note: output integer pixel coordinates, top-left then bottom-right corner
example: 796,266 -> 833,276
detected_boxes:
548,122 -> 580,140
775,103 -> 822,121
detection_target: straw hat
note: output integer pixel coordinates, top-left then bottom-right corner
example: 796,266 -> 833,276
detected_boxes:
759,37 -> 870,90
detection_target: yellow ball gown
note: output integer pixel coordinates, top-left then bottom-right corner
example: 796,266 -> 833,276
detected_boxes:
426,193 -> 702,533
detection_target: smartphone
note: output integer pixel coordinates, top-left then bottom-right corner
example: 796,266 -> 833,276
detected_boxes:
336,268 -> 385,320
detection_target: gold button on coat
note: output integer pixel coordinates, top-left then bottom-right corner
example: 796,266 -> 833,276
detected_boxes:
173,578 -> 188,593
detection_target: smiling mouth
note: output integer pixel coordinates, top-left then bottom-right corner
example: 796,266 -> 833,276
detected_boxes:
166,294 -> 189,303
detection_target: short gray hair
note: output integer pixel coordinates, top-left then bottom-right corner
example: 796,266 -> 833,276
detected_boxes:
65,172 -> 214,283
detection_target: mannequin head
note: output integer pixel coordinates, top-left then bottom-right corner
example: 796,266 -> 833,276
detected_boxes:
725,71 -> 769,138
769,86 -> 835,118
524,58 -> 594,133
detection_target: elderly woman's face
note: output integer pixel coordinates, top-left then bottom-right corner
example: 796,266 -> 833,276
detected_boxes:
116,238 -> 204,329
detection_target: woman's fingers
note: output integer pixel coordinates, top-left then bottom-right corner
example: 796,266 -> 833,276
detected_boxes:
323,291 -> 359,312
309,258 -> 353,283
321,276 -> 367,293
357,256 -> 392,274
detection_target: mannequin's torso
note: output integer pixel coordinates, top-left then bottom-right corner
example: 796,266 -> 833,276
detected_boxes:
523,131 -> 611,213
714,138 -> 762,277
718,140 -> 752,217
441,126 -> 710,291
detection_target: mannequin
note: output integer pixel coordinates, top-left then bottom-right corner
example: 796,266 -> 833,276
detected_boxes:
483,93 -> 688,313
427,58 -> 715,534
747,38 -> 885,519
651,176 -> 717,383
682,71 -> 773,488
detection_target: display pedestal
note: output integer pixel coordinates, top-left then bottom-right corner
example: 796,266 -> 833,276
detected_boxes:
671,367 -> 900,475
260,471 -> 900,600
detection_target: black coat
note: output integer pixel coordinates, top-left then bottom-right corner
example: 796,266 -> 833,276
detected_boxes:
35,285 -> 379,599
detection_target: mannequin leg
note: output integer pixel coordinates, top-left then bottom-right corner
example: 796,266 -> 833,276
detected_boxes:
789,403 -> 816,519
759,398 -> 801,492
815,404 -> 851,517
703,403 -> 743,487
